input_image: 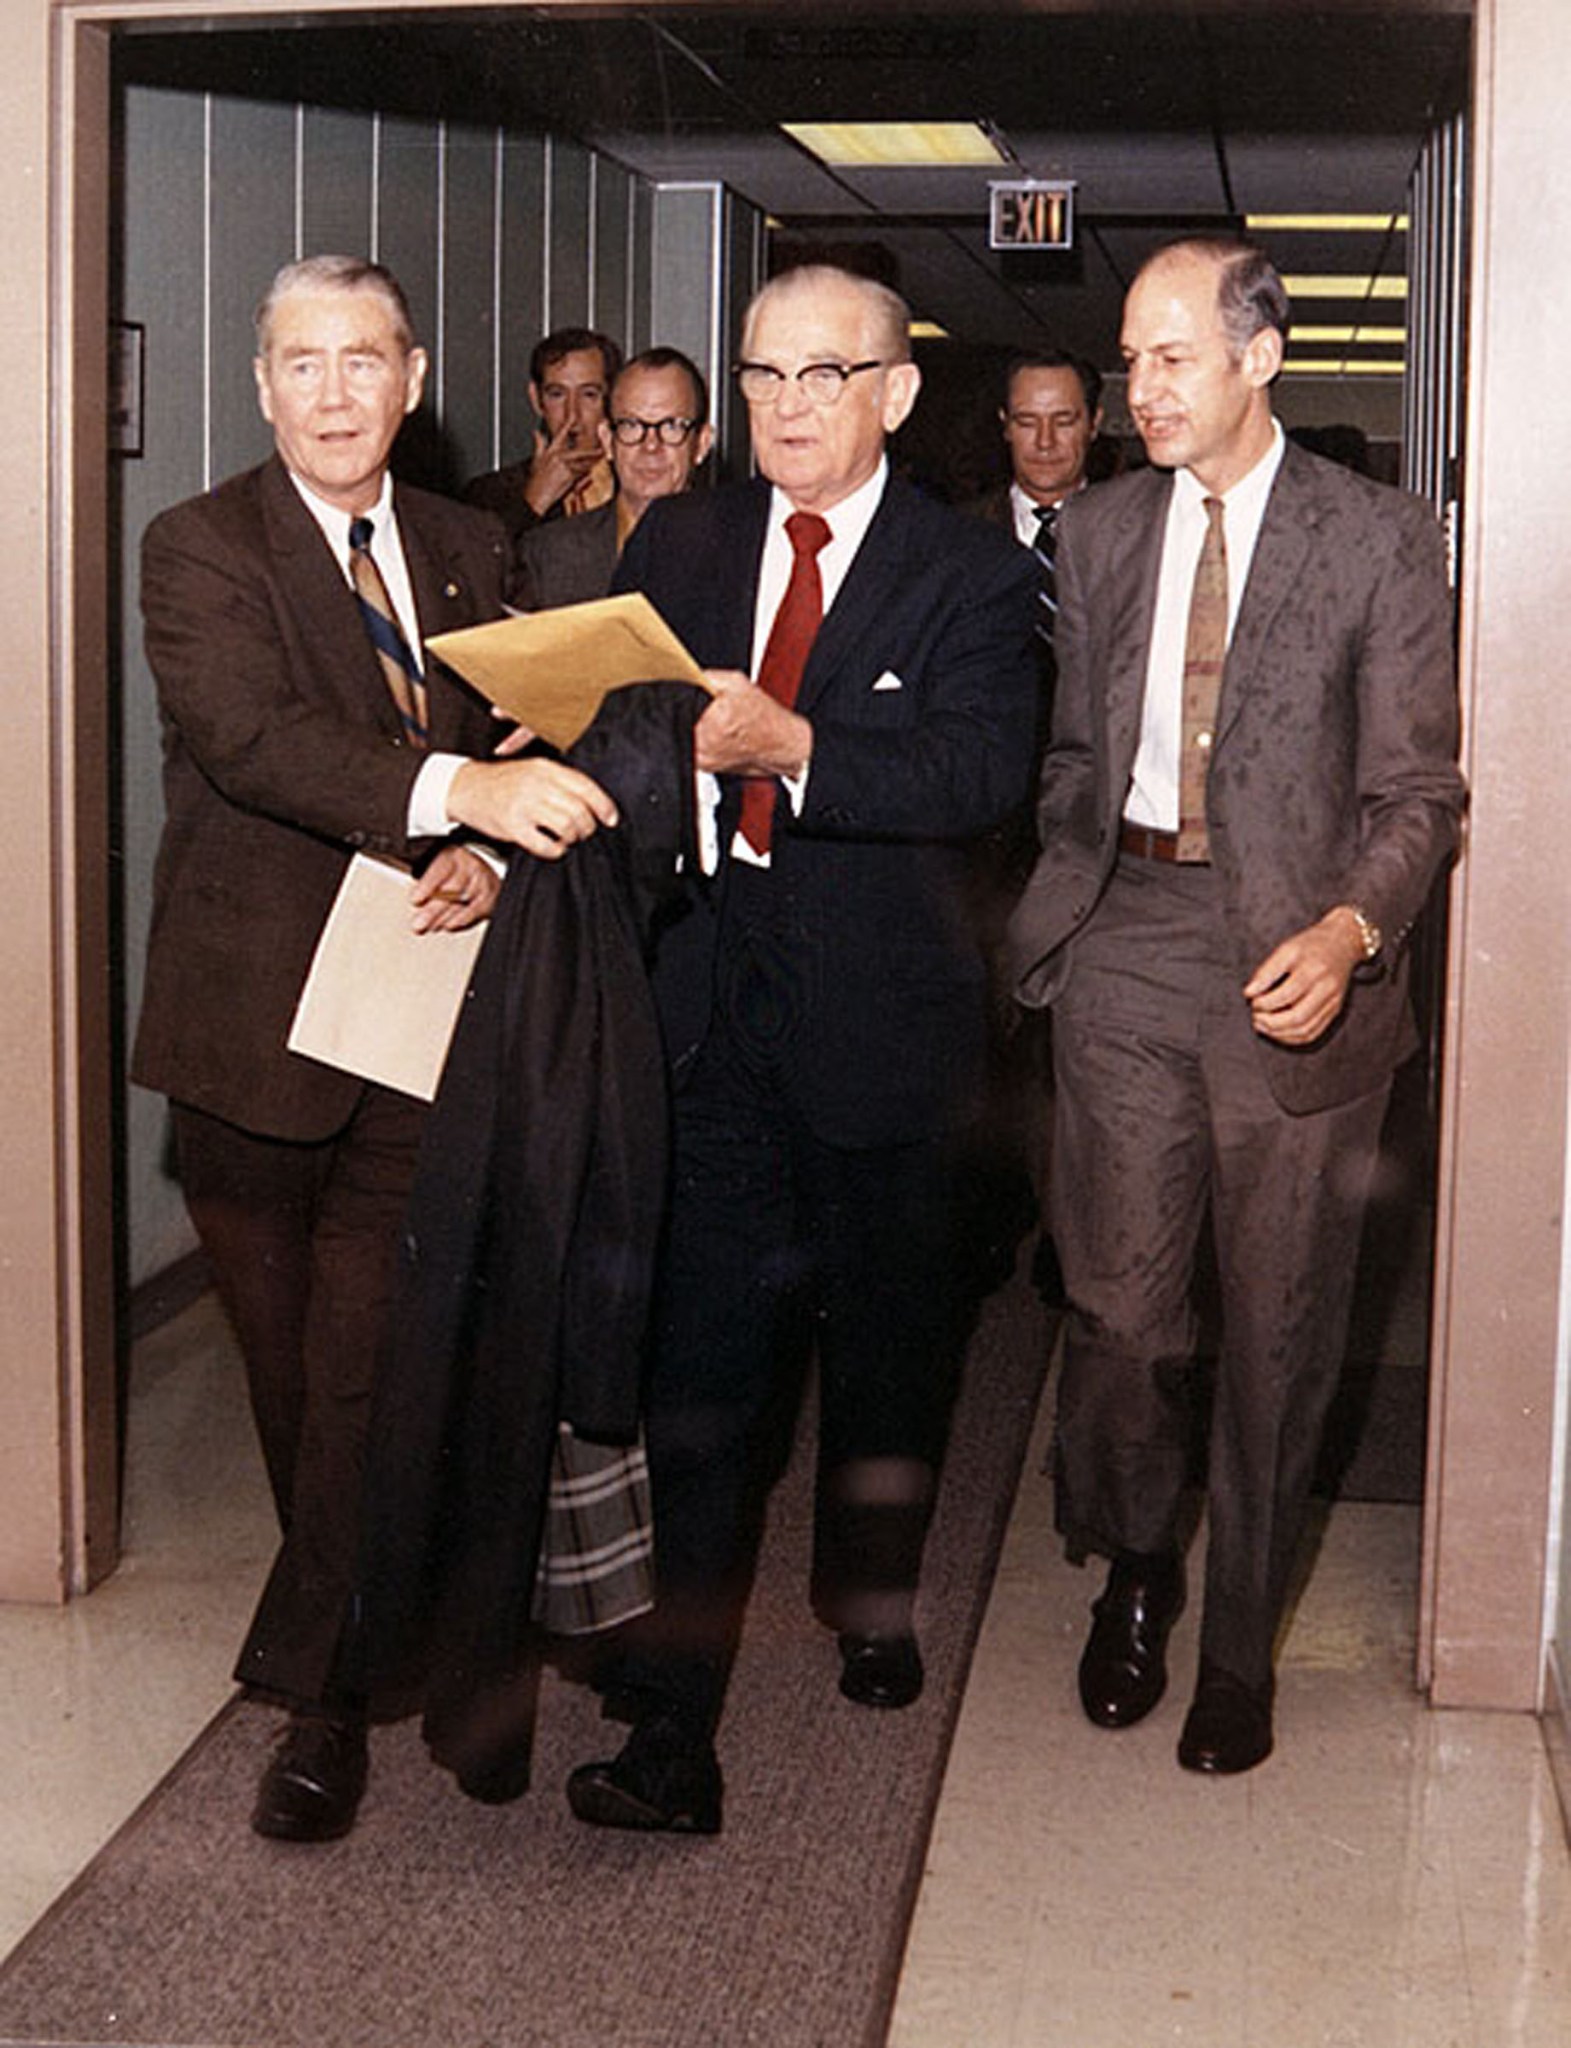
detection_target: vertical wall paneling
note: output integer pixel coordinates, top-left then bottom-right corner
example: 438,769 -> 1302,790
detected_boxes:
442,124 -> 502,491
207,96 -> 296,481
118,88 -> 220,1281
1405,113 -> 1469,566
547,136 -> 593,328
650,183 -> 720,400
630,179 -> 654,357
498,129 -> 548,469
299,105 -> 374,261
594,159 -> 633,357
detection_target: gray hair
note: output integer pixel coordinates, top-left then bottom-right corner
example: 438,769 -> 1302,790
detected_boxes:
254,255 -> 415,357
1138,238 -> 1292,359
743,264 -> 913,365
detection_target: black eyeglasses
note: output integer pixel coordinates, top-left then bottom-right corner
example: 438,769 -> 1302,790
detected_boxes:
733,360 -> 886,408
610,416 -> 698,446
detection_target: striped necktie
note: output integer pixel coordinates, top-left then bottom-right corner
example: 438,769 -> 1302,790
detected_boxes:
348,514 -> 428,749
1031,501 -> 1059,644
1175,496 -> 1228,862
738,510 -> 832,856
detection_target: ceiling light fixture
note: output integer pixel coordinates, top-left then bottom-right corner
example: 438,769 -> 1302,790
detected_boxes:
780,122 -> 1007,168
1247,213 -> 1409,233
1281,275 -> 1408,299
1279,359 -> 1406,376
1291,325 -> 1407,344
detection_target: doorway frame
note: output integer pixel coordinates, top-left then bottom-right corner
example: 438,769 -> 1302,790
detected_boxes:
12,0 -> 1565,1719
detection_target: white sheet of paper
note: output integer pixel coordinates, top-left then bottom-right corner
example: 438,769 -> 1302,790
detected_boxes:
287,854 -> 488,1102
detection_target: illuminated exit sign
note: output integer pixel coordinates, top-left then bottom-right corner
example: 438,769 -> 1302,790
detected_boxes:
989,181 -> 1076,251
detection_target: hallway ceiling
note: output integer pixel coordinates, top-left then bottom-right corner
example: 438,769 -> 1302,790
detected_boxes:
118,5 -> 1472,367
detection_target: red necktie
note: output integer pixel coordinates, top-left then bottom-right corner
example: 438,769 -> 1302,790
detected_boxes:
738,510 -> 832,855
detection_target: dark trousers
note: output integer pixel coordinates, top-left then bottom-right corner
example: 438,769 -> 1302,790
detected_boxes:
609,1011 -> 967,1740
172,1087 -> 425,1711
1050,856 -> 1389,1690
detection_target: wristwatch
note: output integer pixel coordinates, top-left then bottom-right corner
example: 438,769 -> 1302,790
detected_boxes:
1349,905 -> 1383,962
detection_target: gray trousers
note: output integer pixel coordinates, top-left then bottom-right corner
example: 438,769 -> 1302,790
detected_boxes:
1050,854 -> 1389,1689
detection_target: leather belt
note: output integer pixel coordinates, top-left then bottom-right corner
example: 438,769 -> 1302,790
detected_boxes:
1118,821 -> 1185,863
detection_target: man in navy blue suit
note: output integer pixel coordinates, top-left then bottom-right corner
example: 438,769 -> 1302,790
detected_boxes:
568,263 -> 1039,1835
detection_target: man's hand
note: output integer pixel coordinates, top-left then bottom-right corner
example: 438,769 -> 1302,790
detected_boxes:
695,668 -> 813,779
1243,907 -> 1367,1046
446,757 -> 618,859
408,844 -> 500,933
523,421 -> 603,520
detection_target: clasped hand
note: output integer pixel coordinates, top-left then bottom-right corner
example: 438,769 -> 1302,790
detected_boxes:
1243,907 -> 1367,1046
694,668 -> 812,779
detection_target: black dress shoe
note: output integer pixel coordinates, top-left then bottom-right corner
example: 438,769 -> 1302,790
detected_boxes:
567,1715 -> 722,1836
1177,1664 -> 1274,1775
252,1714 -> 368,1842
837,1632 -> 925,1710
1077,1550 -> 1185,1729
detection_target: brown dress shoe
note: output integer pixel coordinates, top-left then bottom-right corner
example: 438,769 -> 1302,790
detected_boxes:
1177,1664 -> 1275,1775
1077,1550 -> 1185,1728
252,1714 -> 368,1842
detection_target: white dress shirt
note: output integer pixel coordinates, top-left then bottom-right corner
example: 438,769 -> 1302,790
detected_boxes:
290,470 -> 466,839
1124,422 -> 1285,832
715,457 -> 889,869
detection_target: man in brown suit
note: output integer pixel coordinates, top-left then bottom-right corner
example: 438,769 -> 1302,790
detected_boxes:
1006,239 -> 1464,1774
133,254 -> 615,1841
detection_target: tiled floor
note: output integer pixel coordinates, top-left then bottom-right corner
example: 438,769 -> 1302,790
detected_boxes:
3,1295 -> 1570,2047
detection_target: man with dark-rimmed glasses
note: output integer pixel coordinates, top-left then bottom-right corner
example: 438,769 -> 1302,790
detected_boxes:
514,347 -> 715,610
566,262 -> 1039,1836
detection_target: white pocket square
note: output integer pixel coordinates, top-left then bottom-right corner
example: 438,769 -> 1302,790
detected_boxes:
871,670 -> 905,693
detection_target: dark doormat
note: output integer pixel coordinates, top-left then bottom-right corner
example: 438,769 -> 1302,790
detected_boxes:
0,1273 -> 1050,2048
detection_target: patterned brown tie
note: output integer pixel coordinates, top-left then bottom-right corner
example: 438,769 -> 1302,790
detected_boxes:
738,510 -> 832,856
348,514 -> 428,749
1176,495 -> 1227,862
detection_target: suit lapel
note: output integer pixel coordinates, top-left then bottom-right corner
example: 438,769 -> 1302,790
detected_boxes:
794,479 -> 909,717
1101,470 -> 1170,787
721,482 -> 773,672
257,460 -> 403,740
1216,446 -> 1315,746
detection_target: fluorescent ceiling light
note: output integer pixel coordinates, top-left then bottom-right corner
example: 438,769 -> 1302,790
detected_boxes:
1247,213 -> 1409,232
1279,359 -> 1406,376
1282,275 -> 1408,299
781,122 -> 1006,168
1292,325 -> 1407,344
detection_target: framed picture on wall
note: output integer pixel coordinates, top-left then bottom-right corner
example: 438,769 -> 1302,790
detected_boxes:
110,320 -> 144,457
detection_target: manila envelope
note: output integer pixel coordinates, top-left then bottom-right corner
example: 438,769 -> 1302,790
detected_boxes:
427,592 -> 711,750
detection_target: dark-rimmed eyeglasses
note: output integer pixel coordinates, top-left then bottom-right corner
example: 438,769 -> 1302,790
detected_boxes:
733,360 -> 886,408
609,416 -> 698,446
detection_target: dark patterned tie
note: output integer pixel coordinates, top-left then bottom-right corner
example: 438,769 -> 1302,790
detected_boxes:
1176,495 -> 1228,862
1031,500 -> 1060,645
738,510 -> 832,856
348,514 -> 428,749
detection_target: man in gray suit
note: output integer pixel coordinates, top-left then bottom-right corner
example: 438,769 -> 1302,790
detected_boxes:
1006,239 -> 1464,1774
134,255 -> 615,1842
514,347 -> 714,610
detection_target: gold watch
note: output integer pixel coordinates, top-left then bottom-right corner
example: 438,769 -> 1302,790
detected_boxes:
1349,906 -> 1383,962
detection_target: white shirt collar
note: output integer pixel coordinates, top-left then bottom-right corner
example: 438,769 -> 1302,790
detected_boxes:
1173,417 -> 1284,518
288,469 -> 397,562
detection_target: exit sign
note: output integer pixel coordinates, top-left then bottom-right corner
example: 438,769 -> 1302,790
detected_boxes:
989,181 -> 1075,251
